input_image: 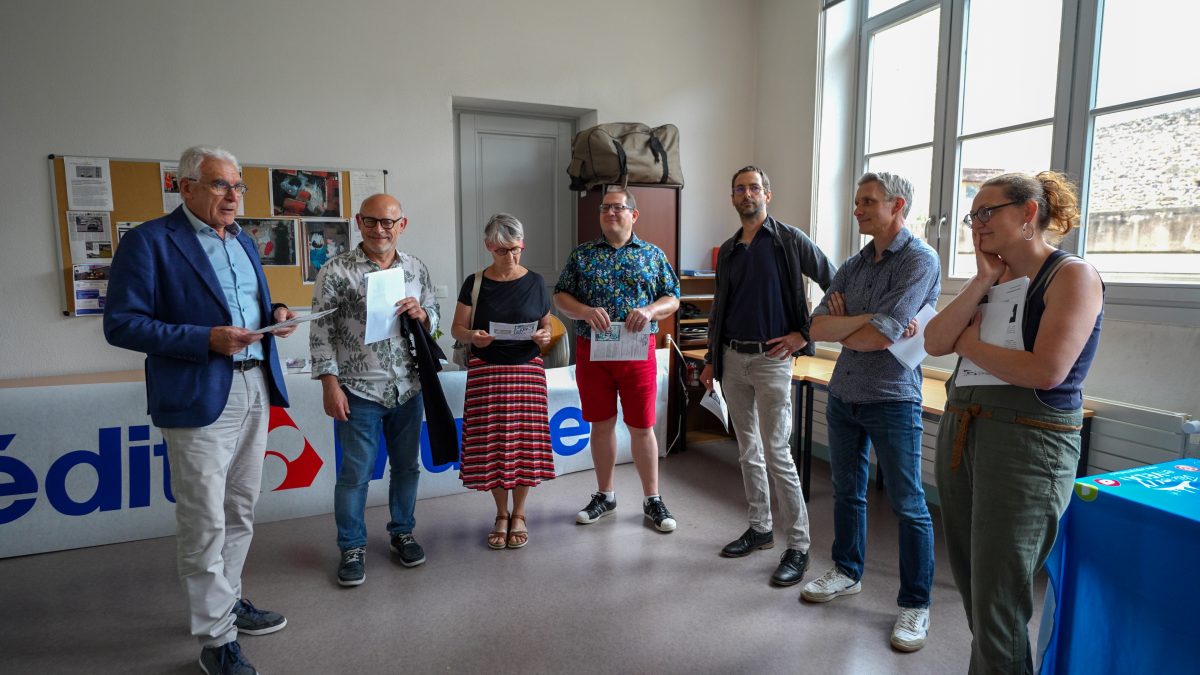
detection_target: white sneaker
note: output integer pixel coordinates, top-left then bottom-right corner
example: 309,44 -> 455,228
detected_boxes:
800,566 -> 862,603
891,607 -> 930,652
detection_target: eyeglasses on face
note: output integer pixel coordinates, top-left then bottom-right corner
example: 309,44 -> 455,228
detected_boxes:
360,216 -> 402,230
190,178 -> 248,196
962,201 -> 1021,228
733,184 -> 765,196
491,244 -> 525,256
598,204 -> 632,214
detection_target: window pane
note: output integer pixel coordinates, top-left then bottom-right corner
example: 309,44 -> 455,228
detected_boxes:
866,9 -> 940,153
1084,98 -> 1200,282
866,146 -> 933,242
960,0 -> 1061,135
868,0 -> 908,18
953,125 -> 1053,277
1095,0 -> 1200,108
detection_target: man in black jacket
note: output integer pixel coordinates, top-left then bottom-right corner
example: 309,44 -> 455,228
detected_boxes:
700,165 -> 835,587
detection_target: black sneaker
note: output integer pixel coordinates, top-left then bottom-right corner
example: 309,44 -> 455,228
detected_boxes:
390,533 -> 426,567
576,492 -> 616,524
721,527 -> 775,557
643,496 -> 677,532
771,549 -> 810,586
199,640 -> 258,675
231,598 -> 286,635
337,547 -> 366,587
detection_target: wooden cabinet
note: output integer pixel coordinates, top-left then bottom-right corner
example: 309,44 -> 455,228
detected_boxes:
676,275 -> 715,350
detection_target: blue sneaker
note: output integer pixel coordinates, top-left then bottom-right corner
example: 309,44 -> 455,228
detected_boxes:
232,598 -> 286,635
199,640 -> 258,675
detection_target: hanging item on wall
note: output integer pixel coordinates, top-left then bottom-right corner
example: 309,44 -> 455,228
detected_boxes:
567,123 -> 683,191
270,168 -> 342,217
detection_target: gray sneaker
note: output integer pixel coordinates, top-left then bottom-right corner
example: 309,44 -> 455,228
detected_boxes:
800,566 -> 862,603
390,533 -> 426,567
199,640 -> 258,675
231,597 -> 286,635
337,547 -> 366,586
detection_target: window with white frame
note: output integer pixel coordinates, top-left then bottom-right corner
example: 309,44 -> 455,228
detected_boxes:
828,0 -> 1200,323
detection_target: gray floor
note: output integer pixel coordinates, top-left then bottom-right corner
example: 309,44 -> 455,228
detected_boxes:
0,439 -> 1045,674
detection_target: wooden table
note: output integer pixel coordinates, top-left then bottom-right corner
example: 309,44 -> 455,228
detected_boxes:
679,350 -> 1094,502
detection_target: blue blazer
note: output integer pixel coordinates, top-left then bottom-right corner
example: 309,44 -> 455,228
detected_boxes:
104,207 -> 289,428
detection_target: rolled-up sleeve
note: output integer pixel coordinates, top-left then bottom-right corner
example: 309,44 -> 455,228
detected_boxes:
866,248 -> 940,341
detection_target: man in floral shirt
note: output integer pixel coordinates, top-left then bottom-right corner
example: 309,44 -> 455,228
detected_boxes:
309,193 -> 439,587
554,187 -> 680,533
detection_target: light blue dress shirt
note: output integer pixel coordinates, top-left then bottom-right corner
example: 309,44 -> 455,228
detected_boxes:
183,205 -> 265,361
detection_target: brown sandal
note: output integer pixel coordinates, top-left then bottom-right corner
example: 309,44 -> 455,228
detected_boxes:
507,514 -> 528,549
488,515 -> 509,550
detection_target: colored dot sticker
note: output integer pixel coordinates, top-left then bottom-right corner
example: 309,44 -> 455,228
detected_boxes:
1095,478 -> 1120,487
1075,483 -> 1099,501
1176,465 -> 1199,472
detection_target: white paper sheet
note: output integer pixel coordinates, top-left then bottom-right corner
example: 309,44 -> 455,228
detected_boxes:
700,380 -> 729,431
887,303 -> 938,371
348,170 -> 385,249
66,210 -> 113,263
589,325 -> 650,361
364,267 -> 419,344
160,161 -> 182,213
955,277 -> 1028,386
64,157 -> 114,211
247,308 -> 338,335
489,321 -> 538,340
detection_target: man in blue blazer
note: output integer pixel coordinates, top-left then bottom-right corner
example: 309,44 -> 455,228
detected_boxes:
105,146 -> 297,675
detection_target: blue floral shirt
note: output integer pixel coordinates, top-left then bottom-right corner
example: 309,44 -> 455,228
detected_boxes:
554,233 -> 680,338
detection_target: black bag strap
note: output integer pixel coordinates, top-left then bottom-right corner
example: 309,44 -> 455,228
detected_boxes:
611,139 -> 629,188
648,134 -> 669,183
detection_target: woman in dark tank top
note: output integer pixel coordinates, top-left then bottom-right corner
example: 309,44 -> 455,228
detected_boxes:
924,171 -> 1104,674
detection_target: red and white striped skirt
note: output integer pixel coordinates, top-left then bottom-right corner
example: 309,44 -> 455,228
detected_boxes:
459,356 -> 556,491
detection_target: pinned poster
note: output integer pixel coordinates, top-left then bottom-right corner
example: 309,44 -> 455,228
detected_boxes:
64,156 -> 114,211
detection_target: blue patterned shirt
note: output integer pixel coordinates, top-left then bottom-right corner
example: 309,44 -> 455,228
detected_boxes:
554,233 -> 680,338
183,205 -> 264,361
812,228 -> 941,403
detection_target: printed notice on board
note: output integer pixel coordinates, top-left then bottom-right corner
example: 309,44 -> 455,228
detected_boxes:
64,157 -> 114,211
66,210 -> 113,263
349,170 -> 385,250
160,162 -> 183,213
73,263 -> 110,316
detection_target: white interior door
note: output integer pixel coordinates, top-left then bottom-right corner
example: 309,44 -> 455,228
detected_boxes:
457,112 -> 574,302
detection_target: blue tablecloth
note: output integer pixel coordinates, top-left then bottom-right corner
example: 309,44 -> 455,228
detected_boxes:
1039,458 -> 1200,674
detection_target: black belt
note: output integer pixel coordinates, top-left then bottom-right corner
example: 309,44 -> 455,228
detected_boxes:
233,358 -> 261,371
724,339 -> 771,355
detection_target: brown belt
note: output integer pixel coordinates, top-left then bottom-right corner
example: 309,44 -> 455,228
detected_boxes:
944,403 -> 1082,470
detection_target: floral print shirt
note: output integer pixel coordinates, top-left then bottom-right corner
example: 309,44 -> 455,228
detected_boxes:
554,233 -> 680,338
310,245 -> 440,408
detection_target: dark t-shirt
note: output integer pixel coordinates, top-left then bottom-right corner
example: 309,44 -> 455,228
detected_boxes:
457,269 -> 550,365
723,227 -> 789,341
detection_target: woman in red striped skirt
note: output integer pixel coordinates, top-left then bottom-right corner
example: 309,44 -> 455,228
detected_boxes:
450,213 -> 556,549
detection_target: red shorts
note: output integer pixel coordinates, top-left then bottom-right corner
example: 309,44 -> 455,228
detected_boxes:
574,334 -> 658,429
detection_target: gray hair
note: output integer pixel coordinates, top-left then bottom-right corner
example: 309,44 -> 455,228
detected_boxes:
858,171 -> 913,218
178,146 -> 241,180
483,213 -> 525,247
605,187 -> 638,211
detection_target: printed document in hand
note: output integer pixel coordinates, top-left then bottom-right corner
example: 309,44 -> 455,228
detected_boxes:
954,276 -> 1028,386
248,308 -> 338,335
364,267 -> 420,345
887,303 -> 938,371
700,380 -> 730,431
489,321 -> 538,340
589,325 -> 650,361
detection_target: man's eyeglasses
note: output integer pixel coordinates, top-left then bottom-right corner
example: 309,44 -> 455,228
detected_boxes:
598,204 -> 632,214
360,216 -> 403,230
962,201 -> 1021,228
190,179 -> 248,196
491,244 -> 525,256
733,184 -> 765,196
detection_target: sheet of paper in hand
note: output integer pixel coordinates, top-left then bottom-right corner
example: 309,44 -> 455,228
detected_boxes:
589,325 -> 650,361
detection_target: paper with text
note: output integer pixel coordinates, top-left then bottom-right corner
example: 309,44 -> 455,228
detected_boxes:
955,276 -> 1028,386
888,303 -> 938,371
589,325 -> 650,361
489,321 -> 538,340
364,267 -> 419,344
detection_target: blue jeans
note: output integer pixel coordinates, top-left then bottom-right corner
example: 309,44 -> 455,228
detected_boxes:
334,390 -> 424,551
826,395 -> 934,608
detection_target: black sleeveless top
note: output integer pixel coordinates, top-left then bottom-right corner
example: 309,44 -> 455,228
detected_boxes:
1022,250 -> 1103,410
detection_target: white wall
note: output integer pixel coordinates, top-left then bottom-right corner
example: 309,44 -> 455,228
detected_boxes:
0,0 -> 769,379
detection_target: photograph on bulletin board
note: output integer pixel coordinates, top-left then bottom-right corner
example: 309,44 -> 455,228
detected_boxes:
241,218 -> 297,266
270,168 -> 341,217
301,218 -> 350,283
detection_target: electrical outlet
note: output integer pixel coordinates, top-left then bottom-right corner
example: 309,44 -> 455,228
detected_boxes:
434,284 -> 449,299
